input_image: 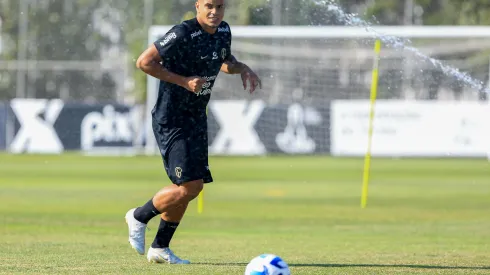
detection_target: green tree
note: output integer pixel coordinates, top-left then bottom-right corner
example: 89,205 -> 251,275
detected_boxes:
364,0 -> 490,26
0,0 -> 19,98
123,0 -> 176,104
247,0 -> 368,26
28,0 -> 120,100
364,0 -> 490,100
0,0 -> 125,101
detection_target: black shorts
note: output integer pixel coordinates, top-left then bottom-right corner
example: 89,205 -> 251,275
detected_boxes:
152,118 -> 213,185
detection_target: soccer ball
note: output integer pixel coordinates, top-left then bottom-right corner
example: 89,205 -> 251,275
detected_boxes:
244,254 -> 290,275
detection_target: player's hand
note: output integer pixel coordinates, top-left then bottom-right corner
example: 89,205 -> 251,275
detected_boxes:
184,76 -> 207,93
241,67 -> 262,94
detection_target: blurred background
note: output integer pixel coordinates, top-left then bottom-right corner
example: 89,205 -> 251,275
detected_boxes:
1,0 -> 489,156
1,0 -> 490,103
1,1 -> 490,274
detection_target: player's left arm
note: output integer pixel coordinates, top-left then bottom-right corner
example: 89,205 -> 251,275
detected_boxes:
221,54 -> 262,94
220,54 -> 244,74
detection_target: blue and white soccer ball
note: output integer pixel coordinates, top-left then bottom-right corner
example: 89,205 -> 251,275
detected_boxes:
244,254 -> 290,275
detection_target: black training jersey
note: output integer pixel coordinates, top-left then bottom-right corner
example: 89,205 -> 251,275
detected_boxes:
151,18 -> 232,126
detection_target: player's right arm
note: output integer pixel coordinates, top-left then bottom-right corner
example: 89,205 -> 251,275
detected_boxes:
136,27 -> 205,93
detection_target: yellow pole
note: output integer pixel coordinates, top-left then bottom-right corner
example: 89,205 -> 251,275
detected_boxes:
361,39 -> 381,209
197,190 -> 204,214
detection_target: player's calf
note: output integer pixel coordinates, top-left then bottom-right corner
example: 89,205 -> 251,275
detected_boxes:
126,180 -> 203,256
179,180 -> 203,202
151,180 -> 203,212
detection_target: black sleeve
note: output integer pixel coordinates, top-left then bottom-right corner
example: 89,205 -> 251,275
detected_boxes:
153,25 -> 187,60
224,25 -> 233,61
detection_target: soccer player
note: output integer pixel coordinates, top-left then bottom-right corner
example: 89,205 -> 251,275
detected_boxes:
125,0 -> 262,264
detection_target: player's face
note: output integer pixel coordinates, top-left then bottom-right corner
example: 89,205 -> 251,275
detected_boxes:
196,0 -> 225,29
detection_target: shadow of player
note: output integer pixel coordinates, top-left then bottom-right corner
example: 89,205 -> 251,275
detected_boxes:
193,262 -> 490,270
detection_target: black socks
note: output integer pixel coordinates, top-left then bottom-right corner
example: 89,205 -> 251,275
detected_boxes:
133,199 -> 161,224
133,199 -> 180,248
151,218 -> 180,248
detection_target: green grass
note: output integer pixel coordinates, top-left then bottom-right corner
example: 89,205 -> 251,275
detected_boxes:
1,154 -> 489,274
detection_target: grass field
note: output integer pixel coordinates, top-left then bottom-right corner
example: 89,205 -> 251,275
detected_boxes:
1,154 -> 489,274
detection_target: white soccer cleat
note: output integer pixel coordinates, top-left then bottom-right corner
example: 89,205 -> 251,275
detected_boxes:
125,208 -> 147,255
147,247 -> 191,264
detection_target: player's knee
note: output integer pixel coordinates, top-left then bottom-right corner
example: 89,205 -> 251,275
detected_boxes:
179,180 -> 203,201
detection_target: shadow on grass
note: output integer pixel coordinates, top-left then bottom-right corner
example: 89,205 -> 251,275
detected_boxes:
195,262 -> 490,270
290,263 -> 490,270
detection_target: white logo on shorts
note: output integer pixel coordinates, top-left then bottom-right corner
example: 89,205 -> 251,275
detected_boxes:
175,167 -> 182,178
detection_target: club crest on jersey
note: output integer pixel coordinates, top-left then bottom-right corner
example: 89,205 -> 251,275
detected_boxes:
221,48 -> 226,60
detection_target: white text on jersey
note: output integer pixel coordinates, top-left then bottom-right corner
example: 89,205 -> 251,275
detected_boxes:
218,26 -> 230,33
191,30 -> 202,39
160,32 -> 177,47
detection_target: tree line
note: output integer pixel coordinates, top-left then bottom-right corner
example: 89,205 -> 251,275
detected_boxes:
0,0 -> 488,102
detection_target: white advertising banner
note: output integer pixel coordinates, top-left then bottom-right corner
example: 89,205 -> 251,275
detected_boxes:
331,100 -> 490,157
208,100 -> 267,156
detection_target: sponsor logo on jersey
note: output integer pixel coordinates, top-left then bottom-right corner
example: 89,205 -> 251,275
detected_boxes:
203,75 -> 217,81
218,26 -> 230,33
196,75 -> 217,96
160,32 -> 177,47
196,89 -> 212,96
191,30 -> 202,39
